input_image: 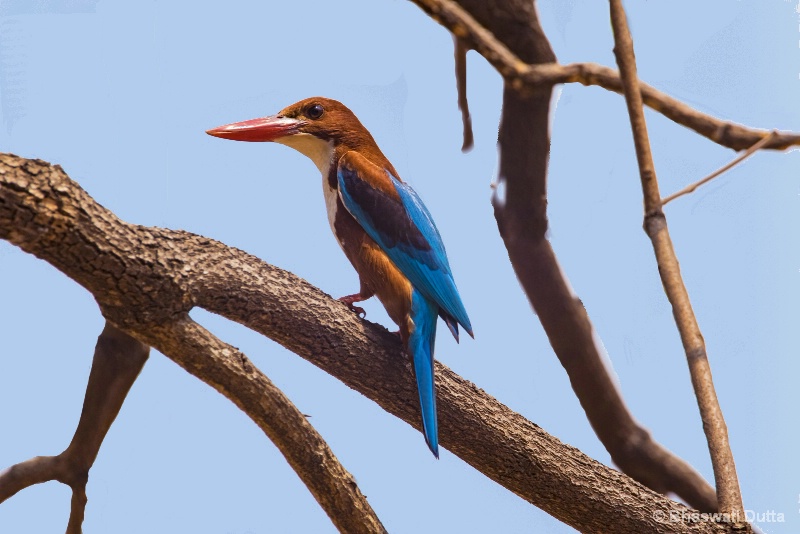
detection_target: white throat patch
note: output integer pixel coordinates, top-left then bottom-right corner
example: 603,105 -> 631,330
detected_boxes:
276,133 -> 342,248
276,133 -> 334,175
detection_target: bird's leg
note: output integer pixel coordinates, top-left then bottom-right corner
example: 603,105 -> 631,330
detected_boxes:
338,292 -> 370,318
397,321 -> 411,361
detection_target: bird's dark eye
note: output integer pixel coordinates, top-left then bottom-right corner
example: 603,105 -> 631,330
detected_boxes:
306,104 -> 324,120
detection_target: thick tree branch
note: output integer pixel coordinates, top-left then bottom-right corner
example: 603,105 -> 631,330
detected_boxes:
0,153 -> 747,532
410,0 -> 719,513
410,0 -> 800,152
608,0 -> 744,521
0,322 -> 149,534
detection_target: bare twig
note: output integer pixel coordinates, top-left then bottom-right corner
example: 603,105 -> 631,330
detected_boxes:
453,36 -> 474,152
409,0 -> 800,152
608,0 -> 745,522
0,153 -> 743,533
661,130 -> 778,206
0,322 -> 149,534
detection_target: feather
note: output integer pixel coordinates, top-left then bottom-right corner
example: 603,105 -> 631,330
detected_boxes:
337,151 -> 473,338
408,288 -> 440,457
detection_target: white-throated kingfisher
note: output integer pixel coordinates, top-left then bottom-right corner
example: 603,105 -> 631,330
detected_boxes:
206,97 -> 473,458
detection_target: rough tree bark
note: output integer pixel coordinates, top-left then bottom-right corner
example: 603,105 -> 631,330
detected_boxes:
0,154 -> 746,533
0,155 -> 387,533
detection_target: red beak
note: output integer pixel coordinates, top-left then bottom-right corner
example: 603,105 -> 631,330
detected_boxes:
206,115 -> 303,142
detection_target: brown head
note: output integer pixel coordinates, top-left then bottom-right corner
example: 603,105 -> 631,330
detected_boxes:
206,97 -> 388,173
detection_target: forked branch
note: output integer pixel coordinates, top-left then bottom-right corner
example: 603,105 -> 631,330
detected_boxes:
661,131 -> 778,205
410,0 -> 800,152
423,0 -> 719,512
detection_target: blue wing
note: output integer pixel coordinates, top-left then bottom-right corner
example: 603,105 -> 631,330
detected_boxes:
337,151 -> 472,337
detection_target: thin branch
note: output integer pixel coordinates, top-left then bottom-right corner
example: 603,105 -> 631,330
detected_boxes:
608,0 -> 745,522
661,130 -> 778,206
453,36 -> 474,152
409,0 -> 800,152
0,153 -> 743,533
0,322 -> 149,534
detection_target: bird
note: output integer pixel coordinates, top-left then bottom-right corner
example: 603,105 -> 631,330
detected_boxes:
206,97 -> 472,458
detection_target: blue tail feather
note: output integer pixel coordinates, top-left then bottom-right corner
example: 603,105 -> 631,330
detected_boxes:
409,289 -> 440,458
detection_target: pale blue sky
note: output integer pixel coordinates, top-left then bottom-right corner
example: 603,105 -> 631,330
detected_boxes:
1,1 -> 798,533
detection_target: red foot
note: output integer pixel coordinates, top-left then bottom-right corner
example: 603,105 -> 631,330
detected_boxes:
338,293 -> 368,318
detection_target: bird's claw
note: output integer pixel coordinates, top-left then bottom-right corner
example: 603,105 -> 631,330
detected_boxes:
338,294 -> 367,318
